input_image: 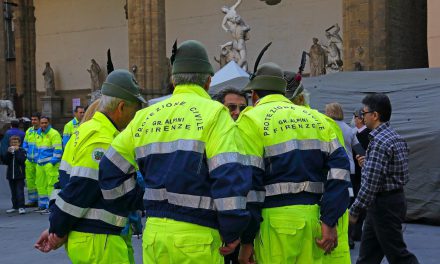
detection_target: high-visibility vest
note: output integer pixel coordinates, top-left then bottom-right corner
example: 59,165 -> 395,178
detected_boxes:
23,126 -> 39,163
36,126 -> 62,165
99,84 -> 253,243
62,117 -> 80,148
49,112 -> 127,237
236,94 -> 350,229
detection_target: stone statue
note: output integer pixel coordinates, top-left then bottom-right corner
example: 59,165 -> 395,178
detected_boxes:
87,59 -> 102,91
322,23 -> 344,73
0,100 -> 16,121
214,42 -> 238,68
42,62 -> 55,96
221,0 -> 250,71
307,38 -> 326,76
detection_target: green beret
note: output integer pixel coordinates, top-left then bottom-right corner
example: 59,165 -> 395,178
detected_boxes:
101,69 -> 147,104
172,40 -> 214,76
243,62 -> 286,94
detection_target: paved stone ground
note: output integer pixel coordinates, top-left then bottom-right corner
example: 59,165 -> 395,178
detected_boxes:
0,174 -> 438,264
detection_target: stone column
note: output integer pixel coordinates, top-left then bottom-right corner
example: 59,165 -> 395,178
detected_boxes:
128,0 -> 169,100
0,0 -> 7,99
12,0 -> 36,116
343,0 -> 427,71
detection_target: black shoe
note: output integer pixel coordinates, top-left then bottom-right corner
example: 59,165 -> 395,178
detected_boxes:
349,238 -> 355,249
25,202 -> 38,208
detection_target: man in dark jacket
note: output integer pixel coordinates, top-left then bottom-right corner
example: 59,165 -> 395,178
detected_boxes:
4,135 -> 27,214
350,108 -> 371,244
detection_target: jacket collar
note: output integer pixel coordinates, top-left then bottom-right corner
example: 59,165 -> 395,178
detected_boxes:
73,117 -> 79,125
173,84 -> 211,100
255,94 -> 292,107
38,125 -> 52,135
93,112 -> 120,136
369,122 -> 390,139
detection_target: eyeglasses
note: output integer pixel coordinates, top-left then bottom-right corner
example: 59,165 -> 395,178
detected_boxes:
360,110 -> 374,117
226,104 -> 247,112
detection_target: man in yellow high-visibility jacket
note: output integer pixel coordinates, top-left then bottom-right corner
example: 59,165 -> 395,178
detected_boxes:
35,117 -> 62,211
284,71 -> 351,264
62,106 -> 85,148
35,69 -> 145,264
23,112 -> 41,207
98,40 -> 254,264
237,62 -> 350,264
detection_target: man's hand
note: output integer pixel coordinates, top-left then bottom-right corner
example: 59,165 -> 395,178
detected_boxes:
48,233 -> 67,250
219,239 -> 240,256
356,155 -> 365,167
349,214 -> 359,225
316,222 -> 338,254
238,244 -> 255,264
34,229 -> 53,253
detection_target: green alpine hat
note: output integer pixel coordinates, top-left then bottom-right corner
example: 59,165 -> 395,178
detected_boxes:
101,69 -> 147,104
243,62 -> 286,94
171,40 -> 214,76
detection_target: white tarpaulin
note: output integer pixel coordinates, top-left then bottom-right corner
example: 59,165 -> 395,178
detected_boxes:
208,61 -> 250,95
303,68 -> 440,224
148,94 -> 172,106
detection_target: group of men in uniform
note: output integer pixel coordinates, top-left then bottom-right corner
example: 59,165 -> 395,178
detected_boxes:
23,100 -> 84,212
35,40 -> 352,264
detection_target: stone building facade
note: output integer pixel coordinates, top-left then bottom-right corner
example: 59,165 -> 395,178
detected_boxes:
0,0 -> 432,123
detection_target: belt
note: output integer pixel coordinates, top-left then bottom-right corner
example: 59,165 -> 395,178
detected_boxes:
376,188 -> 403,196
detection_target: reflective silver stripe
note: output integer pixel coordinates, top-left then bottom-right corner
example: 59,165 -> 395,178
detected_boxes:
135,139 -> 205,159
247,190 -> 265,203
38,157 -> 52,163
144,188 -> 167,200
50,189 -> 60,201
264,139 -> 342,157
265,181 -> 324,196
143,188 -> 215,210
38,146 -> 53,150
53,154 -> 62,158
327,168 -> 351,181
53,144 -> 62,148
71,166 -> 99,181
102,177 -> 137,200
214,196 -> 247,211
55,197 -> 127,227
59,160 -> 72,174
208,152 -> 264,172
63,133 -> 70,137
105,147 -> 135,174
328,139 -> 342,155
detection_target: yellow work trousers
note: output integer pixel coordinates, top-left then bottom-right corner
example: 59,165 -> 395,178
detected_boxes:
143,217 -> 223,264
65,231 -> 131,264
35,163 -> 59,208
25,160 -> 38,202
255,204 -> 324,264
322,210 -> 351,264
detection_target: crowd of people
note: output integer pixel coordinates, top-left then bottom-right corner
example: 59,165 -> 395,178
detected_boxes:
0,39 -> 419,264
0,106 -> 85,214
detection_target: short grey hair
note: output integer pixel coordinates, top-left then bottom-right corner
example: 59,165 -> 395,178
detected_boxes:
172,73 -> 210,87
98,95 -> 135,113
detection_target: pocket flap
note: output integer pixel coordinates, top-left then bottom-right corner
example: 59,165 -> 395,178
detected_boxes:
173,234 -> 213,248
269,217 -> 306,235
143,232 -> 156,246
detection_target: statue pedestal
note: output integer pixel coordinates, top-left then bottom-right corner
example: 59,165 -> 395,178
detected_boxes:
41,96 -> 63,119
